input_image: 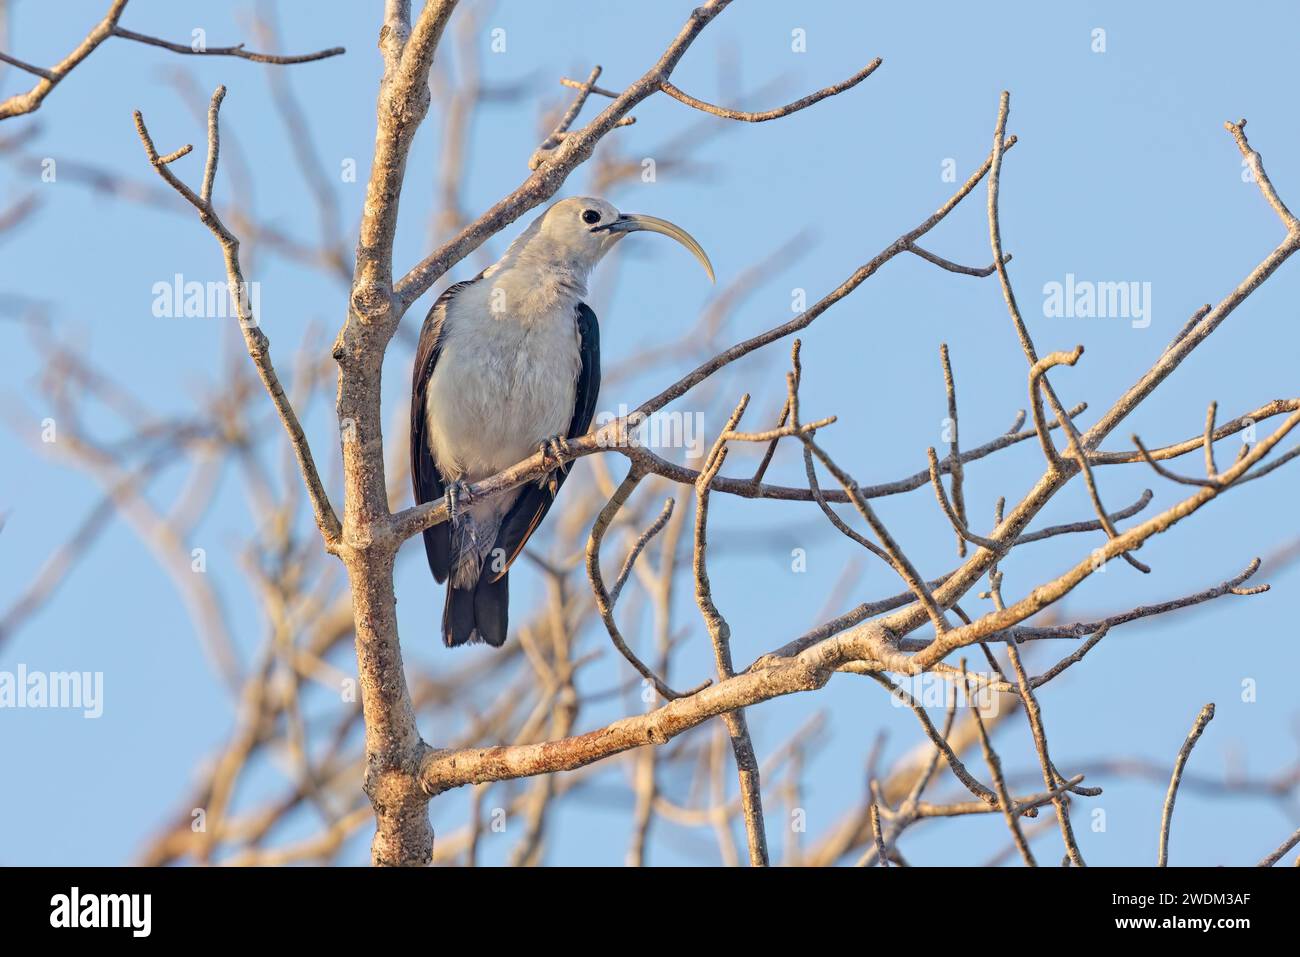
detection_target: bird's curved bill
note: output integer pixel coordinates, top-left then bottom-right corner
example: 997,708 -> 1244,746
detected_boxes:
595,214 -> 715,282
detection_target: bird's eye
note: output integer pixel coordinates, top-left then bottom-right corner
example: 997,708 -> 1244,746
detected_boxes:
581,209 -> 601,225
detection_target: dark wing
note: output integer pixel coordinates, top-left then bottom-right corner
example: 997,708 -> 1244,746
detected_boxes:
489,301 -> 601,581
411,279 -> 479,583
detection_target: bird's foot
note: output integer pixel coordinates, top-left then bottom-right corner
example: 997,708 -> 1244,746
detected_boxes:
444,480 -> 474,524
537,435 -> 571,492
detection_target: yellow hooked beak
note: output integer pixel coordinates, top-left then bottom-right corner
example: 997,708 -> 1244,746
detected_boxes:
593,213 -> 715,283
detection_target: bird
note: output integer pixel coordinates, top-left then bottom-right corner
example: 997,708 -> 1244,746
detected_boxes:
411,196 -> 714,647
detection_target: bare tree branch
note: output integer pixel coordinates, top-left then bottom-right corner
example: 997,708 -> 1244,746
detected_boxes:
0,0 -> 342,121
1159,703 -> 1216,867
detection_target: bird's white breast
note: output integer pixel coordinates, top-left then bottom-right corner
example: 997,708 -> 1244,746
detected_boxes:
424,280 -> 582,484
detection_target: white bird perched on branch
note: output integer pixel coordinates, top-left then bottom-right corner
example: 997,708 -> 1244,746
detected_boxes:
411,196 -> 714,647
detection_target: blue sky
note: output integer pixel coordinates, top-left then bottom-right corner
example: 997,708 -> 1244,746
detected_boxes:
1,1 -> 1297,866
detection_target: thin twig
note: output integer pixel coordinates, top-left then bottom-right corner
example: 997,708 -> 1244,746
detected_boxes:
586,467 -> 705,701
1258,826 -> 1300,867
111,26 -> 344,64
659,58 -> 881,122
131,88 -> 341,547
965,663 -> 1035,865
1006,643 -> 1086,866
939,344 -> 968,556
1158,703 -> 1215,867
694,397 -> 769,866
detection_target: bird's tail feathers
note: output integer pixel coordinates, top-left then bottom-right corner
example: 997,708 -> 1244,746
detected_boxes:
442,571 -> 509,648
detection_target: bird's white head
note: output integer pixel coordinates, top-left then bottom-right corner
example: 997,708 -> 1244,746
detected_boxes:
502,196 -> 714,285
